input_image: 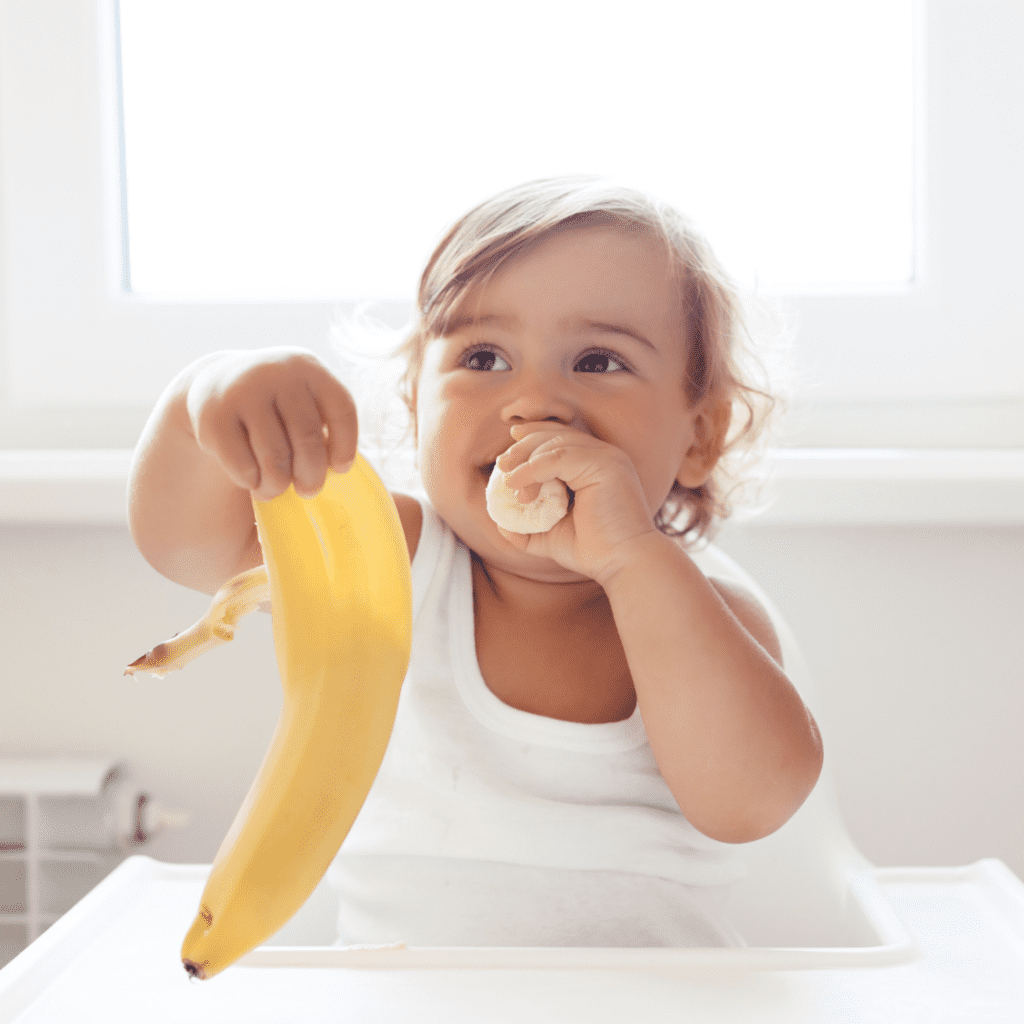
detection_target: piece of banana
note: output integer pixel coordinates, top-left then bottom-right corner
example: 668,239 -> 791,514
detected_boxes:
485,460 -> 570,534
129,454 -> 412,980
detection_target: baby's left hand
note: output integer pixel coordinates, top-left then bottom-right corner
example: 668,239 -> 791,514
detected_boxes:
495,423 -> 659,585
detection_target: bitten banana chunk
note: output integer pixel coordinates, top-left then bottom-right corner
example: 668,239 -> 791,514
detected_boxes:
486,461 -> 570,534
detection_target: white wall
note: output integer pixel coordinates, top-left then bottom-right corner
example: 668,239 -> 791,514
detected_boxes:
0,517 -> 1021,881
716,521 -> 1024,877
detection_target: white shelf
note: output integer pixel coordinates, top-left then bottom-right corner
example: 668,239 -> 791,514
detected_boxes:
0,451 -> 132,525
745,448 -> 1024,525
2,448 -> 1024,526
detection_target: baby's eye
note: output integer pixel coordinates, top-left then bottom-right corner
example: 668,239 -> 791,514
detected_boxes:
575,349 -> 629,373
460,346 -> 510,372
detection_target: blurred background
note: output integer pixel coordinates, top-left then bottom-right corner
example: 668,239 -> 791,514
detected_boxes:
1,0 -> 1021,960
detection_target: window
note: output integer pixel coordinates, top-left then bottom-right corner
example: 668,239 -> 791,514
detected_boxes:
0,0 -> 1021,450
118,0 -> 914,300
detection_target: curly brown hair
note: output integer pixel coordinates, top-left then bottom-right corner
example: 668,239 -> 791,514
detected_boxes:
370,175 -> 784,545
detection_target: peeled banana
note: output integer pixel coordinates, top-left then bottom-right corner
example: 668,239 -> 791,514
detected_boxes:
127,454 -> 412,979
485,459 -> 570,534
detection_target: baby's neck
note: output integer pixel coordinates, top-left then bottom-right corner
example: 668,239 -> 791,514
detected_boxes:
470,553 -> 636,723
471,552 -> 611,623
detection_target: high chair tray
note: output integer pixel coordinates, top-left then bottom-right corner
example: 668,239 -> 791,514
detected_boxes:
2,855 -> 1023,1022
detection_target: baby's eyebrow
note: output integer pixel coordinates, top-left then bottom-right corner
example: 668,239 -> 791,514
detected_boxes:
568,317 -> 656,352
445,312 -> 656,352
444,312 -> 512,335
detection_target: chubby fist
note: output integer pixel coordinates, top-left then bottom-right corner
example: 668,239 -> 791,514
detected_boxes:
186,348 -> 358,500
490,423 -> 658,584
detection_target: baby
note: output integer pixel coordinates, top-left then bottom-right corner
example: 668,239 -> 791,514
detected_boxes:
128,175 -> 822,948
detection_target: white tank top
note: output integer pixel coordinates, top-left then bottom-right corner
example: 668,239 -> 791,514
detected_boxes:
326,497 -> 746,947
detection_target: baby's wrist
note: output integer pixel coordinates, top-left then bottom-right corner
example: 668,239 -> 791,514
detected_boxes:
596,529 -> 675,592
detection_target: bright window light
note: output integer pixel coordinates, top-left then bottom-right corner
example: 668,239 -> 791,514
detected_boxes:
118,0 -> 915,300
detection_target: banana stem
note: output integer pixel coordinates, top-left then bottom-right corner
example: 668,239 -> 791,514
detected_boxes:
125,566 -> 271,678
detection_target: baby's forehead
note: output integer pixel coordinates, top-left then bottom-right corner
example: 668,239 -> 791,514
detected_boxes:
443,235 -> 686,328
462,221 -> 677,289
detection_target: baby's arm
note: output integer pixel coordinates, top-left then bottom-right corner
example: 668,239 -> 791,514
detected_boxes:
128,348 -> 358,595
601,536 -> 823,845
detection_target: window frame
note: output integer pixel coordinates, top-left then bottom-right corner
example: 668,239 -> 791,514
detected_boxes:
1,0 -> 1022,452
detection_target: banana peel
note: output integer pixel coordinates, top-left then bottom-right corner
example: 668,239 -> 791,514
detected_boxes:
127,454 -> 412,979
124,566 -> 272,678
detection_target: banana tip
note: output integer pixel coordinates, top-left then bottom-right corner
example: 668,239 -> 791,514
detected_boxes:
182,959 -> 207,980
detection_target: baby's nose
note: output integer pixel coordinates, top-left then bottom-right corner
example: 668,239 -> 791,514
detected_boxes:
500,381 -> 576,426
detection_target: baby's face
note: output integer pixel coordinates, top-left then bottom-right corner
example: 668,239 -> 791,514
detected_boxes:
415,223 -> 707,579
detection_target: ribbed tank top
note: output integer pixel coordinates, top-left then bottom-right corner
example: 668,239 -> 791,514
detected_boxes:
325,497 -> 746,947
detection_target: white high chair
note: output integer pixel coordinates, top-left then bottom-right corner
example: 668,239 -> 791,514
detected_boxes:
2,544 -> 1023,1022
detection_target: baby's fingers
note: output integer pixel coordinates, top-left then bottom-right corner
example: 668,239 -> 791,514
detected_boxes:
311,375 -> 359,475
186,348 -> 359,499
273,385 -> 334,498
208,414 -> 265,494
250,377 -> 357,499
242,405 -> 299,501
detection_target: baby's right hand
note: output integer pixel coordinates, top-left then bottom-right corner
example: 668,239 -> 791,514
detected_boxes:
186,348 -> 358,500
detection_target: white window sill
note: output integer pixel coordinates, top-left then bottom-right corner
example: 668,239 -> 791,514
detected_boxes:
1,449 -> 1023,526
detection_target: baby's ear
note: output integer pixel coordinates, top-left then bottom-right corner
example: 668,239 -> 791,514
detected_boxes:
676,397 -> 732,489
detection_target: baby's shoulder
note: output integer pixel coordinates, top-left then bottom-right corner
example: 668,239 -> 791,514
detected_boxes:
391,492 -> 424,562
706,575 -> 784,668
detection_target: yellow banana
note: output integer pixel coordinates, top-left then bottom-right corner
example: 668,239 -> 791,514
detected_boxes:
127,454 -> 412,980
